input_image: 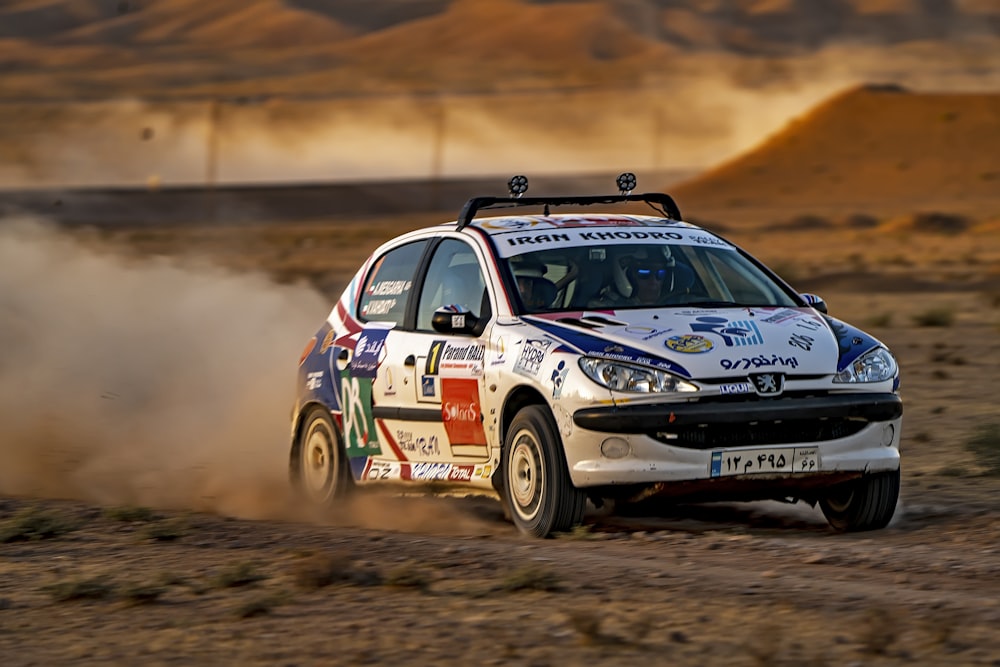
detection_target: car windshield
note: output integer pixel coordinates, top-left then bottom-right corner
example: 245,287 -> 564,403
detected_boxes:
499,229 -> 799,313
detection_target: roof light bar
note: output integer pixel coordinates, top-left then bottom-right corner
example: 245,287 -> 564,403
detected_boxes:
455,172 -> 682,230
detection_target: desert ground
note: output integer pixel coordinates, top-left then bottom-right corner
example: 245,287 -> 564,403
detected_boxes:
2,1 -> 1000,665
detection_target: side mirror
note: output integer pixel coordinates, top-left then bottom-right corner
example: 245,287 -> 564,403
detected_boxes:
800,293 -> 828,314
431,306 -> 479,334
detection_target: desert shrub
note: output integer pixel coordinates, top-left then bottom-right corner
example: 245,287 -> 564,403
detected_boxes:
912,308 -> 954,327
498,566 -> 562,593
965,423 -> 1000,475
45,576 -> 114,602
215,561 -> 268,588
291,551 -> 354,590
234,594 -> 285,619
0,507 -> 79,543
383,562 -> 429,590
140,518 -> 187,542
121,581 -> 167,605
103,506 -> 158,522
866,312 -> 893,328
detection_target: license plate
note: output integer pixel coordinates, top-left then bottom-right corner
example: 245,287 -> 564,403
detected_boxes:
710,447 -> 819,478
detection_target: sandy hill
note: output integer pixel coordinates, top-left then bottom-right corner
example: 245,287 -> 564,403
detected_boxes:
669,85 -> 1000,217
0,0 -> 996,99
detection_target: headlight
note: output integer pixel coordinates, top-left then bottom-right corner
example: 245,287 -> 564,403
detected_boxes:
579,357 -> 698,394
833,346 -> 898,383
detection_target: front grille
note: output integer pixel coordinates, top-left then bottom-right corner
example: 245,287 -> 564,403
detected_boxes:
650,418 -> 867,450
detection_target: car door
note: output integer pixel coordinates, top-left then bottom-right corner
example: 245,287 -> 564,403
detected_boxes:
371,237 -> 493,481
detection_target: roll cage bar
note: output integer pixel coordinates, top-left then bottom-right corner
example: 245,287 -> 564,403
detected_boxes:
455,172 -> 683,230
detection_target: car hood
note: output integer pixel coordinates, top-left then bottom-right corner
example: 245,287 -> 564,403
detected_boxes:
522,306 -> 879,379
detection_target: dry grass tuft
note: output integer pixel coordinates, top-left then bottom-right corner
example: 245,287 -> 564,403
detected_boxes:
103,506 -> 159,522
45,576 -> 115,602
498,565 -> 563,593
291,551 -> 355,590
859,606 -> 900,655
215,561 -> 268,588
0,506 -> 79,543
912,307 -> 955,327
965,423 -> 1000,475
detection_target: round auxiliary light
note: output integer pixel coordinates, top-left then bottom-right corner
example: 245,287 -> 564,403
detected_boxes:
616,172 -> 637,194
508,174 -> 529,198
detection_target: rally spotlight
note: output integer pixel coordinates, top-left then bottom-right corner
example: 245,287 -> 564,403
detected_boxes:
508,175 -> 529,198
616,172 -> 637,195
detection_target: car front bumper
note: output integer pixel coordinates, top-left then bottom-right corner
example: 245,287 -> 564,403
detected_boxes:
564,394 -> 902,490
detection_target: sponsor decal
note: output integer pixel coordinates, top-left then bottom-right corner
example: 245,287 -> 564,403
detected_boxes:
319,329 -> 336,354
493,226 -> 735,257
665,334 -> 714,354
421,375 -> 436,397
403,462 -> 475,482
719,382 -> 753,395
788,332 -> 814,351
305,371 -> 324,391
490,335 -> 509,367
550,359 -> 569,399
440,378 -> 487,445
691,316 -> 763,347
363,459 -> 400,481
300,336 -> 318,366
425,340 -> 485,377
451,314 -> 466,329
396,430 -> 440,456
349,327 -> 390,378
622,326 -> 673,341
720,355 -> 799,370
514,338 -> 552,377
479,217 -> 542,230
338,370 -> 380,456
759,309 -> 802,326
823,315 -> 879,371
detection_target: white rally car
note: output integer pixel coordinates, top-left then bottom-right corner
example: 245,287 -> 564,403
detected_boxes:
291,174 -> 902,537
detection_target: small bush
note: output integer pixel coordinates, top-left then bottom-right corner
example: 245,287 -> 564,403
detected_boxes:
141,518 -> 187,542
103,506 -> 158,522
498,566 -> 562,593
866,312 -> 893,328
966,423 -> 1000,475
912,308 -> 954,327
235,594 -> 284,619
121,581 -> 167,605
291,551 -> 353,590
0,507 -> 79,543
383,563 -> 429,591
45,577 -> 114,602
215,562 -> 267,588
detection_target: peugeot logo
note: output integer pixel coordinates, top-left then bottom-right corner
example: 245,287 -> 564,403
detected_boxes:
749,372 -> 784,396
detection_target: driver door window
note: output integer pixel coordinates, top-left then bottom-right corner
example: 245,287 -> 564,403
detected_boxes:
417,239 -> 489,332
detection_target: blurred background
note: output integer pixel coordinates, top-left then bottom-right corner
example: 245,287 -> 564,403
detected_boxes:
0,0 -> 997,196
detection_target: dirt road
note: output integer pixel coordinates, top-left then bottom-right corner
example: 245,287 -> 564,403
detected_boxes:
2,478 -> 999,666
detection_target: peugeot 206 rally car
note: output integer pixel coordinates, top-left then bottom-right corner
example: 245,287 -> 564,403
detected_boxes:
291,174 -> 902,538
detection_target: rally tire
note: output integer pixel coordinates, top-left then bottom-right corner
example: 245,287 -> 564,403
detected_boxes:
819,468 -> 900,532
290,406 -> 353,506
501,405 -> 587,538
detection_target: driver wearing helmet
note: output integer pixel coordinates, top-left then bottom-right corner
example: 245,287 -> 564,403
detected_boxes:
589,246 -> 678,307
511,257 -> 557,310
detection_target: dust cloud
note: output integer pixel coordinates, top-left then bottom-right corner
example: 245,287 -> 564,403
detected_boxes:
0,217 -> 327,519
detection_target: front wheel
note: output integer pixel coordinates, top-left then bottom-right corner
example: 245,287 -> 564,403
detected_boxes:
819,468 -> 900,531
290,406 -> 352,506
501,405 -> 587,538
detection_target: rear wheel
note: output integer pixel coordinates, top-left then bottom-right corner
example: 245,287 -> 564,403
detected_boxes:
819,469 -> 900,531
501,405 -> 587,538
290,406 -> 352,506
